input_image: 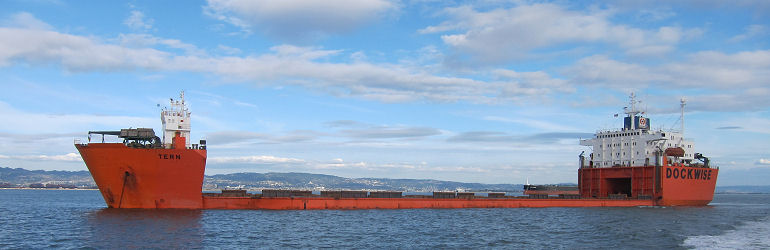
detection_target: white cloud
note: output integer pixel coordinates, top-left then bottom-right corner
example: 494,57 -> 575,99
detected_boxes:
0,27 -> 171,70
315,158 -> 368,169
216,44 -> 242,55
602,0 -> 770,12
565,55 -> 669,87
683,90 -> 770,113
422,3 -> 698,64
483,116 -> 578,132
124,10 -> 154,32
203,0 -> 398,41
205,130 -> 319,145
1,12 -> 53,30
0,101 -> 156,134
0,153 -> 81,162
729,24 -> 766,43
447,131 -> 592,145
0,22 -> 569,103
331,122 -> 442,139
634,8 -> 676,22
492,69 -> 573,96
4,11 -> 764,112
727,117 -> 770,134
209,155 -> 306,164
564,51 -> 770,112
117,33 -> 206,56
567,50 -> 770,89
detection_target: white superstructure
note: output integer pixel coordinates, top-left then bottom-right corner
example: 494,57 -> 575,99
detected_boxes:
161,91 -> 191,148
580,93 -> 694,167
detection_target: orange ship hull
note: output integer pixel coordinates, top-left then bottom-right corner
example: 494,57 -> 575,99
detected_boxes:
76,142 -> 716,209
76,140 -> 716,210
659,166 -> 718,206
201,196 -> 652,209
578,165 -> 718,206
76,143 -> 206,209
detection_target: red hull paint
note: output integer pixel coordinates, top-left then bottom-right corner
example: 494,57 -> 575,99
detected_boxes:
579,166 -> 656,199
76,143 -> 716,210
76,143 -> 206,209
578,165 -> 718,206
659,166 -> 718,206
201,197 -> 652,210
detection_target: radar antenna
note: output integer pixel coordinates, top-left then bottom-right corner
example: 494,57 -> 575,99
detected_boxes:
624,92 -> 642,117
623,92 -> 643,129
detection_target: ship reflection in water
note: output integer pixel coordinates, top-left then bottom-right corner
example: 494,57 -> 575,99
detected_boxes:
86,209 -> 203,249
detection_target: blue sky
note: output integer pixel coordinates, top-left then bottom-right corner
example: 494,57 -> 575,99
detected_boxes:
0,0 -> 768,185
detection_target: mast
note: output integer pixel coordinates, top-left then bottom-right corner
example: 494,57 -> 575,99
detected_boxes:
680,97 -> 686,136
624,92 -> 641,130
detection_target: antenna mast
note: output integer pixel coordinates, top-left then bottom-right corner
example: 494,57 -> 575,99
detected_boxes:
680,97 -> 686,136
624,92 -> 641,130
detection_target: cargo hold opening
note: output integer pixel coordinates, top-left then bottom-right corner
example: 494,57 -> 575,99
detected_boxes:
605,178 -> 632,197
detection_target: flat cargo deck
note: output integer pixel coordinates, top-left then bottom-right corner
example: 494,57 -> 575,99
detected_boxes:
201,195 -> 654,210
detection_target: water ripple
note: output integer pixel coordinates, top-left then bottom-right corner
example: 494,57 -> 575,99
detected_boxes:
0,190 -> 768,249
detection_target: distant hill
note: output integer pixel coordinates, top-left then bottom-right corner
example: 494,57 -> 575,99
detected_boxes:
716,185 -> 770,194
205,172 -> 523,192
5,167 -> 767,193
0,167 -> 94,188
0,167 -> 521,192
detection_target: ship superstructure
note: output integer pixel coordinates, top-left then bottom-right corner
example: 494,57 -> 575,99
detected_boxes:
161,91 -> 192,148
580,93 -> 695,167
577,93 -> 717,205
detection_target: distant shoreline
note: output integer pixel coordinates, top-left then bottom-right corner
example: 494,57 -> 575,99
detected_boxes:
716,192 -> 770,194
2,188 -> 768,194
0,188 -> 99,191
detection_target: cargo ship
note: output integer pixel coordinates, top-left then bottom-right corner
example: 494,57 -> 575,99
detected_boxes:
75,92 -> 718,209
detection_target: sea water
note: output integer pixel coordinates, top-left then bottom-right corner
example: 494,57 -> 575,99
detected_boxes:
0,189 -> 767,249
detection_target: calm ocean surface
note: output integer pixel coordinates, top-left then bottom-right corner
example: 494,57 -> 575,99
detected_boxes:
0,189 -> 768,249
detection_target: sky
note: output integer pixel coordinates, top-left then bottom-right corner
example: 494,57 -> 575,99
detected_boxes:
0,0 -> 768,186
